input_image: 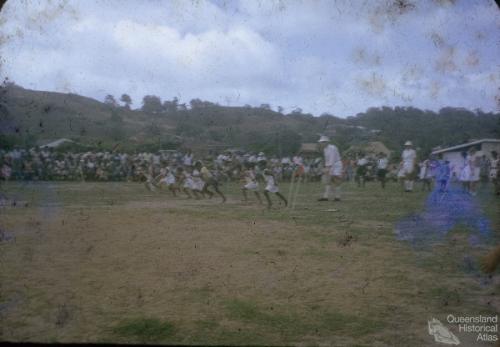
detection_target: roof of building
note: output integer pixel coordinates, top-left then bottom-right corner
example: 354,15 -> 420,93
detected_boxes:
345,141 -> 391,156
431,139 -> 500,155
40,138 -> 75,148
299,143 -> 319,153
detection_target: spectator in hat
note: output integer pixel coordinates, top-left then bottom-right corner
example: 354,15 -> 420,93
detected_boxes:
399,141 -> 417,192
317,135 -> 343,201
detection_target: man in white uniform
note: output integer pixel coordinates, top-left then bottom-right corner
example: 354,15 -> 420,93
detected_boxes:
399,141 -> 417,192
318,135 -> 343,201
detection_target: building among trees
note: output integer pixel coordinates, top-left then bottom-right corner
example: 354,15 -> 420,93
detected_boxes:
431,139 -> 500,177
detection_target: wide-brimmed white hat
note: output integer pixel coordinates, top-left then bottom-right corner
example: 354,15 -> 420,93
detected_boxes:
404,141 -> 413,146
318,135 -> 330,143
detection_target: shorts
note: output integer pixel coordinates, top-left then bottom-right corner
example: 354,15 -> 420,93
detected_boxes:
377,169 -> 387,179
183,178 -> 194,189
160,178 -> 175,186
469,167 -> 480,182
244,182 -> 259,191
398,163 -> 415,179
330,162 -> 343,177
459,166 -> 471,182
356,166 -> 367,176
193,179 -> 205,191
265,184 -> 279,193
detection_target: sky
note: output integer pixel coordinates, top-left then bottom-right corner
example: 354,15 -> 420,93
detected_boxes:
0,0 -> 499,117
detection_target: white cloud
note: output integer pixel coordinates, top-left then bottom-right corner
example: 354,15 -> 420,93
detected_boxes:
0,0 -> 499,116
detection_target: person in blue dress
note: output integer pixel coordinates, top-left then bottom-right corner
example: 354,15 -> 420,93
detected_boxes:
436,155 -> 451,193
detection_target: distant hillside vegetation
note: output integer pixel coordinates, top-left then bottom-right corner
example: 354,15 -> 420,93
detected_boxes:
1,83 -> 499,156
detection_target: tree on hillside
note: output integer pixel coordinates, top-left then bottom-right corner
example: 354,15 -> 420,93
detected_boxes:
120,94 -> 132,109
279,127 -> 302,155
291,107 -> 303,115
190,98 -> 217,109
162,97 -> 179,113
109,109 -> 125,140
146,121 -> 161,137
142,95 -> 163,115
104,94 -> 118,107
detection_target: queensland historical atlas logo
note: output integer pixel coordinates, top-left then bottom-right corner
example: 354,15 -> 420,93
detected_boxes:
428,315 -> 499,344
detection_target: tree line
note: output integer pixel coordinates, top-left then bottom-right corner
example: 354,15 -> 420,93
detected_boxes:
101,92 -> 499,157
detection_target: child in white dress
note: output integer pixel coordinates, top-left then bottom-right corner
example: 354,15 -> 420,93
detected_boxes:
241,163 -> 263,204
263,169 -> 287,209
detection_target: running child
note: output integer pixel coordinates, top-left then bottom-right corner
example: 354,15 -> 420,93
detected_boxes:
177,167 -> 198,199
195,161 -> 227,203
191,165 -> 205,198
263,168 -> 287,209
241,162 -> 263,204
156,167 -> 178,196
143,163 -> 156,192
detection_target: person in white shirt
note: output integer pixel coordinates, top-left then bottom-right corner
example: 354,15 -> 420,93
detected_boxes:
281,157 -> 291,165
317,135 -> 343,201
292,155 -> 303,166
459,151 -> 471,193
183,149 -> 194,167
376,152 -> 389,189
399,141 -> 417,192
468,146 -> 481,196
418,159 -> 433,192
256,152 -> 267,163
355,152 -> 369,188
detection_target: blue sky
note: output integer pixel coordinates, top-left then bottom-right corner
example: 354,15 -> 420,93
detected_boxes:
0,0 -> 499,117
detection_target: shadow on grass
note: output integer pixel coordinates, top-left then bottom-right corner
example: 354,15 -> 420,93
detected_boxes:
225,298 -> 385,339
112,318 -> 175,343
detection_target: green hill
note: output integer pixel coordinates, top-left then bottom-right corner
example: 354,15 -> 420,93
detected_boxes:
1,83 -> 499,156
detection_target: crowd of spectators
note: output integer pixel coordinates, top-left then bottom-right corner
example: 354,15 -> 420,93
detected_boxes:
0,147 -> 327,183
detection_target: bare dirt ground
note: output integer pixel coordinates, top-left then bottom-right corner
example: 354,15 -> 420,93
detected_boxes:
0,181 -> 498,346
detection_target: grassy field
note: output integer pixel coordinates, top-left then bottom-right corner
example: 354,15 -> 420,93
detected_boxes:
0,180 -> 498,346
